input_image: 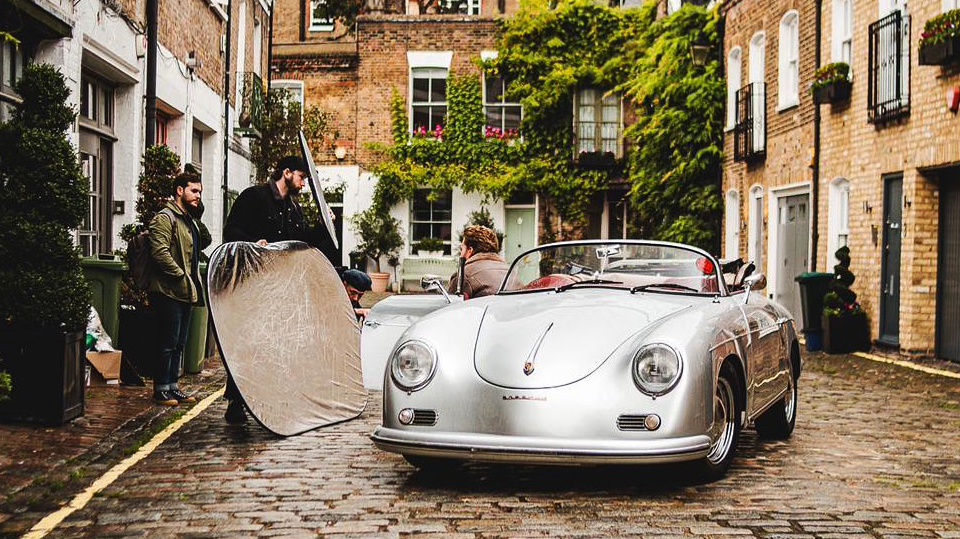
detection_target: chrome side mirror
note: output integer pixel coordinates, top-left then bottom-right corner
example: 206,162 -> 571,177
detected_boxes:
421,274 -> 452,303
742,273 -> 767,305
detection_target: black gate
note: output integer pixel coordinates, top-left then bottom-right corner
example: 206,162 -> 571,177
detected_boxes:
938,180 -> 960,361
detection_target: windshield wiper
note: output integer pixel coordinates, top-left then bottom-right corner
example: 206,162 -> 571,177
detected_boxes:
630,283 -> 700,294
556,279 -> 624,292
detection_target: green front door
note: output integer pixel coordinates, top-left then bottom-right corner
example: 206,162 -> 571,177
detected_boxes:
504,208 -> 536,282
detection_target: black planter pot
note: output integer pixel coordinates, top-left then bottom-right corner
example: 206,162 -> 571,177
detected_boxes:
119,306 -> 159,379
823,312 -> 870,354
919,35 -> 960,66
812,79 -> 852,105
0,330 -> 85,425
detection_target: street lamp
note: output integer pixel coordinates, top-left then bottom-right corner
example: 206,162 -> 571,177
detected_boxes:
689,36 -> 712,66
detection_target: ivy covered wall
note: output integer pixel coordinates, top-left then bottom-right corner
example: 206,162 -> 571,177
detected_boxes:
369,0 -> 723,252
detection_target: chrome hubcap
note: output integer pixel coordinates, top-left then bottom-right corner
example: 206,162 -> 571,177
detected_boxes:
707,376 -> 736,464
784,366 -> 796,422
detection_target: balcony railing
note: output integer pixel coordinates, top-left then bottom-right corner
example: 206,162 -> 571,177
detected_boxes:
734,82 -> 765,162
236,71 -> 264,139
868,10 -> 910,124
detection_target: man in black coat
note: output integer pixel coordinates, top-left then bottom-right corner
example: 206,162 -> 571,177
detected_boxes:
221,155 -> 338,424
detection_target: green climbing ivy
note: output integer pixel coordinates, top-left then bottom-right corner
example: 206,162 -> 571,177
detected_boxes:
369,0 -> 722,250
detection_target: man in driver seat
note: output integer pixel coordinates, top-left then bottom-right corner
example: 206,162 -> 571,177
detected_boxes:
448,225 -> 510,299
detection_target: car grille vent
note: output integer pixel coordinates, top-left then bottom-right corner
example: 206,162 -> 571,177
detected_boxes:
412,409 -> 438,426
617,414 -> 650,431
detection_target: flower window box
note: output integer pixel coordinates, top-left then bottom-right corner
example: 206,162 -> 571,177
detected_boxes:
919,9 -> 960,66
919,35 -> 960,65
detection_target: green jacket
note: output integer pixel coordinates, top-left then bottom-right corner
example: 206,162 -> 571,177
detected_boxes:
148,201 -> 202,305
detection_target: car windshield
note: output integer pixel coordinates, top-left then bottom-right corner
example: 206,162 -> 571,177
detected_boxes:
500,242 -> 722,296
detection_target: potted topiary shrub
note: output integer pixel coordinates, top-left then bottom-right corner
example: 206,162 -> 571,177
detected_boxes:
822,246 -> 871,354
810,62 -> 851,105
414,237 -> 445,257
0,64 -> 91,424
455,206 -> 506,253
351,206 -> 404,292
919,9 -> 960,65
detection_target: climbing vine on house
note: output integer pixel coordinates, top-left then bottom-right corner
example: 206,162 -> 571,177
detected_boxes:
369,0 -> 722,250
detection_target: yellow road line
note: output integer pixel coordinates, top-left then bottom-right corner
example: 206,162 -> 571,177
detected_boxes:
852,351 -> 960,380
22,388 -> 225,539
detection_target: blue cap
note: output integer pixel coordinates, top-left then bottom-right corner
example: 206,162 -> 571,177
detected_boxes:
341,269 -> 372,292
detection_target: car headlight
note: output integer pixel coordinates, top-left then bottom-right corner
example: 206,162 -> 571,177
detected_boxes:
391,340 -> 438,391
632,343 -> 682,396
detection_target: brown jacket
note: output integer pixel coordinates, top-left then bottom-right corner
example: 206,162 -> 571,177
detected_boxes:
448,252 -> 510,299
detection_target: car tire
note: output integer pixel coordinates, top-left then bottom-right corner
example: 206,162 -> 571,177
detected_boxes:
402,454 -> 460,472
754,359 -> 798,439
691,361 -> 742,482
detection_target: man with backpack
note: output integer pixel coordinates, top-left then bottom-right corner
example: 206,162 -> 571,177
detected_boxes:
147,172 -> 204,406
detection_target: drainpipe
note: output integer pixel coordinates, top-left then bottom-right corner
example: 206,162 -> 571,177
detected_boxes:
811,0 -> 822,271
145,0 -> 158,149
222,0 -> 234,229
717,12 -> 726,257
267,0 -> 274,86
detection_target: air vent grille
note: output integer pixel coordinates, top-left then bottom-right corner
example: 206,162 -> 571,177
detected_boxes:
617,414 -> 649,431
412,409 -> 438,426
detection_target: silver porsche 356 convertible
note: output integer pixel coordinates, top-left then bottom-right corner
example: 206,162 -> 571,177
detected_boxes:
363,240 -> 801,480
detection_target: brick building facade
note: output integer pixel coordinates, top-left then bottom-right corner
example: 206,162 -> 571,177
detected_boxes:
722,0 -> 960,361
1,0 -> 271,255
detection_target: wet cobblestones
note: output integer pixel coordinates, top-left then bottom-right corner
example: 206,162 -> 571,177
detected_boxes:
8,351 -> 960,538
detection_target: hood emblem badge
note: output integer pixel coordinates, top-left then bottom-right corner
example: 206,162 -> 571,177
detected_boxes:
523,322 -> 554,376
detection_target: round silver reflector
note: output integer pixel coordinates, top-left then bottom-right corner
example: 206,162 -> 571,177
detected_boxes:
644,414 -> 661,431
398,408 -> 415,425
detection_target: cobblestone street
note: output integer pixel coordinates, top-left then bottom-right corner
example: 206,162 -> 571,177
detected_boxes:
8,352 -> 960,538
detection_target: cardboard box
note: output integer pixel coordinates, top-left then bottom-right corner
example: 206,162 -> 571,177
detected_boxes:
86,350 -> 122,385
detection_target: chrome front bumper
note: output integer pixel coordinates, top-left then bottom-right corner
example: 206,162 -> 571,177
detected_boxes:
371,427 -> 711,465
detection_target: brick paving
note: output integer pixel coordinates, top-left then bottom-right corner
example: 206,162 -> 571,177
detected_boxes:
0,350 -> 955,538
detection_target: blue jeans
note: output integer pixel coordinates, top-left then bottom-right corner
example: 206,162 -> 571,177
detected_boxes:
150,293 -> 193,391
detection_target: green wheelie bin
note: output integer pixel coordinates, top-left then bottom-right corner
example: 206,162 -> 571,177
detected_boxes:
81,254 -> 127,345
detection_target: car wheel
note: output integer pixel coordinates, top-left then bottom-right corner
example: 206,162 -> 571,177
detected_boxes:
754,359 -> 798,439
692,362 -> 742,482
402,454 -> 460,472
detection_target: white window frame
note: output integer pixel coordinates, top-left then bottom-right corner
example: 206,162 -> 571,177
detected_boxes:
409,188 -> 453,255
725,189 -> 741,260
270,79 -> 305,119
666,0 -> 682,14
253,17 -> 263,77
778,11 -> 800,110
749,31 -> 766,84
833,0 -> 853,65
726,46 -> 742,129
483,72 -> 522,136
827,178 -> 851,267
573,88 -> 622,157
748,185 -> 764,267
410,67 -> 449,134
944,0 -> 959,12
309,0 -> 334,32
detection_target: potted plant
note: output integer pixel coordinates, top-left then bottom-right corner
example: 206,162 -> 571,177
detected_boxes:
822,246 -> 870,354
414,237 -> 445,257
810,62 -> 851,105
919,9 -> 960,65
351,206 -> 404,292
0,64 -> 91,424
456,206 -> 506,253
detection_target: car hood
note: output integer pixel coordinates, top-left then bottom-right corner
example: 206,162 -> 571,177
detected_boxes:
474,290 -> 694,389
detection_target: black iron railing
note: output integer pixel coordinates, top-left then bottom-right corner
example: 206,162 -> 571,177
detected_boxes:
868,10 -> 910,123
734,82 -> 765,162
236,72 -> 264,139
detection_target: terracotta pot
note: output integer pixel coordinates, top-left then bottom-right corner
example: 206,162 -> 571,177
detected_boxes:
369,272 -> 390,293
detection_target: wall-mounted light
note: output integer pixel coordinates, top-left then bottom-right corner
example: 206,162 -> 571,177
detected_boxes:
690,36 -> 712,66
862,200 -> 873,213
186,50 -> 202,71
334,145 -> 347,160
